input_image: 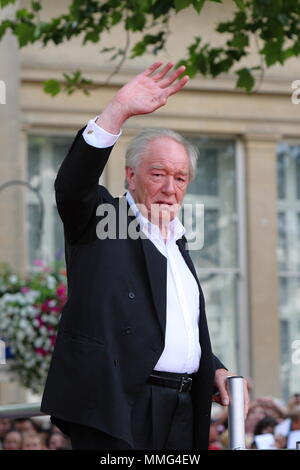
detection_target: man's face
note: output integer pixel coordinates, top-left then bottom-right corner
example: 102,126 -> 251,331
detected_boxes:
126,137 -> 190,225
4,431 -> 22,450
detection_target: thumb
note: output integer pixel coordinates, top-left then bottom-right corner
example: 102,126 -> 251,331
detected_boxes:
219,385 -> 230,406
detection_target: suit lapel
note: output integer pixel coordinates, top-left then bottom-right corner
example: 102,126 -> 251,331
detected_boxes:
140,237 -> 167,341
123,195 -> 167,342
176,236 -> 201,291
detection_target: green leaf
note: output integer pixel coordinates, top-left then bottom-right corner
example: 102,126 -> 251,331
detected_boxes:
111,10 -> 122,25
281,47 -> 295,61
125,12 -> 146,31
192,0 -> 206,13
260,41 -> 282,66
132,0 -> 151,10
130,32 -> 165,57
0,19 -> 11,40
130,41 -> 146,57
31,1 -> 42,12
0,0 -> 16,7
293,41 -> 300,55
277,13 -> 288,25
230,11 -> 247,30
15,23 -> 36,47
210,57 -> 233,76
16,8 -> 33,20
83,30 -> 100,43
188,36 -> 201,54
196,52 -> 208,74
229,32 -> 249,50
236,68 -> 255,93
101,46 -> 116,53
174,0 -> 192,13
216,22 -> 230,33
43,79 -> 61,96
233,0 -> 245,10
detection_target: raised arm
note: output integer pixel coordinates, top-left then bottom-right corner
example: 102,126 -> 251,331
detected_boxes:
54,62 -> 189,244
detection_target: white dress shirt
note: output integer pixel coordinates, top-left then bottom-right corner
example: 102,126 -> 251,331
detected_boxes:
83,117 -> 201,374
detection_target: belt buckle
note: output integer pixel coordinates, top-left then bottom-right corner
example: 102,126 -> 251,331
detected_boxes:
179,376 -> 192,392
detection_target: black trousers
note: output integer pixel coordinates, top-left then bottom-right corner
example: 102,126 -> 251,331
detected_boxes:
68,377 -> 194,450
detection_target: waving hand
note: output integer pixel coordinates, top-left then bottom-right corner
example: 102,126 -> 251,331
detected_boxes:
96,62 -> 189,133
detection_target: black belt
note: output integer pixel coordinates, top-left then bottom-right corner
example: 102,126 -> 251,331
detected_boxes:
146,370 -> 193,392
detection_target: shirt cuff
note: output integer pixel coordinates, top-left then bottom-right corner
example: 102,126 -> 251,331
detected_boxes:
82,115 -> 122,148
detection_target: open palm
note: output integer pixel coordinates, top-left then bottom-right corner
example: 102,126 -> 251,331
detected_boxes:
113,62 -> 189,119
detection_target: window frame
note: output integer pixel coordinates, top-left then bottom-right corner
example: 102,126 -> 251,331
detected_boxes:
183,134 -> 249,375
26,129 -> 107,271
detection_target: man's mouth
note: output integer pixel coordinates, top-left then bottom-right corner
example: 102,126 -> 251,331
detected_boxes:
155,201 -> 173,205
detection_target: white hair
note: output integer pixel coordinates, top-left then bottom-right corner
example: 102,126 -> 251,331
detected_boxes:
124,128 -> 199,189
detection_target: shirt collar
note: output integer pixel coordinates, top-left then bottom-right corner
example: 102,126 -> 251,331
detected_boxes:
125,191 -> 185,242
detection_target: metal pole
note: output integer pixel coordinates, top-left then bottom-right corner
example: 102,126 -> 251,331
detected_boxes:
0,403 -> 43,419
227,376 -> 246,450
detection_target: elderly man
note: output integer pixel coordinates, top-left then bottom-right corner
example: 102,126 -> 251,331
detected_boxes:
40,62 -> 249,450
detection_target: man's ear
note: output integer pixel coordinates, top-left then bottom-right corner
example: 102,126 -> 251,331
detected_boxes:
125,166 -> 136,191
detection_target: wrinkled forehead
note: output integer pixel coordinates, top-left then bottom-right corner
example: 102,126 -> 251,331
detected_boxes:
140,137 -> 190,169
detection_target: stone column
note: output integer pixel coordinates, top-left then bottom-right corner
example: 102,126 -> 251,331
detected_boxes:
244,132 -> 281,397
0,3 -> 27,405
0,4 -> 26,274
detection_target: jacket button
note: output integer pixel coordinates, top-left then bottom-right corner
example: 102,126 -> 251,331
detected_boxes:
124,327 -> 132,335
128,292 -> 135,299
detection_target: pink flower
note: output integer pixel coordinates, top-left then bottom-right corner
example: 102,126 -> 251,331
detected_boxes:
56,284 -> 66,297
51,305 -> 61,313
36,315 -> 46,326
35,347 -> 48,356
41,301 -> 49,312
33,259 -> 44,267
21,287 -> 30,293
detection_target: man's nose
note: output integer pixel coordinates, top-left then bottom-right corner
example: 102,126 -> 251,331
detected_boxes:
162,176 -> 176,194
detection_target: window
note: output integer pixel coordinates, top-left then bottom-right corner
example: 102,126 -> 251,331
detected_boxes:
184,137 -> 247,372
277,142 -> 300,400
27,135 -> 73,268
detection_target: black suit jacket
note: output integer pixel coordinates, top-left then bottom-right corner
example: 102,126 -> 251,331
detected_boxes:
40,128 -> 226,449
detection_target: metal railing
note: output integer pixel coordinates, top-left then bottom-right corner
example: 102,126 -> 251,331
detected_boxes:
0,402 -> 44,419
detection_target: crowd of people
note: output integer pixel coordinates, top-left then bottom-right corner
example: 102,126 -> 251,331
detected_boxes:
209,392 -> 300,450
0,417 -> 71,450
0,392 -> 299,450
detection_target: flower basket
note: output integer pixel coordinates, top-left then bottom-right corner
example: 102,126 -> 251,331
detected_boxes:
0,260 -> 67,394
